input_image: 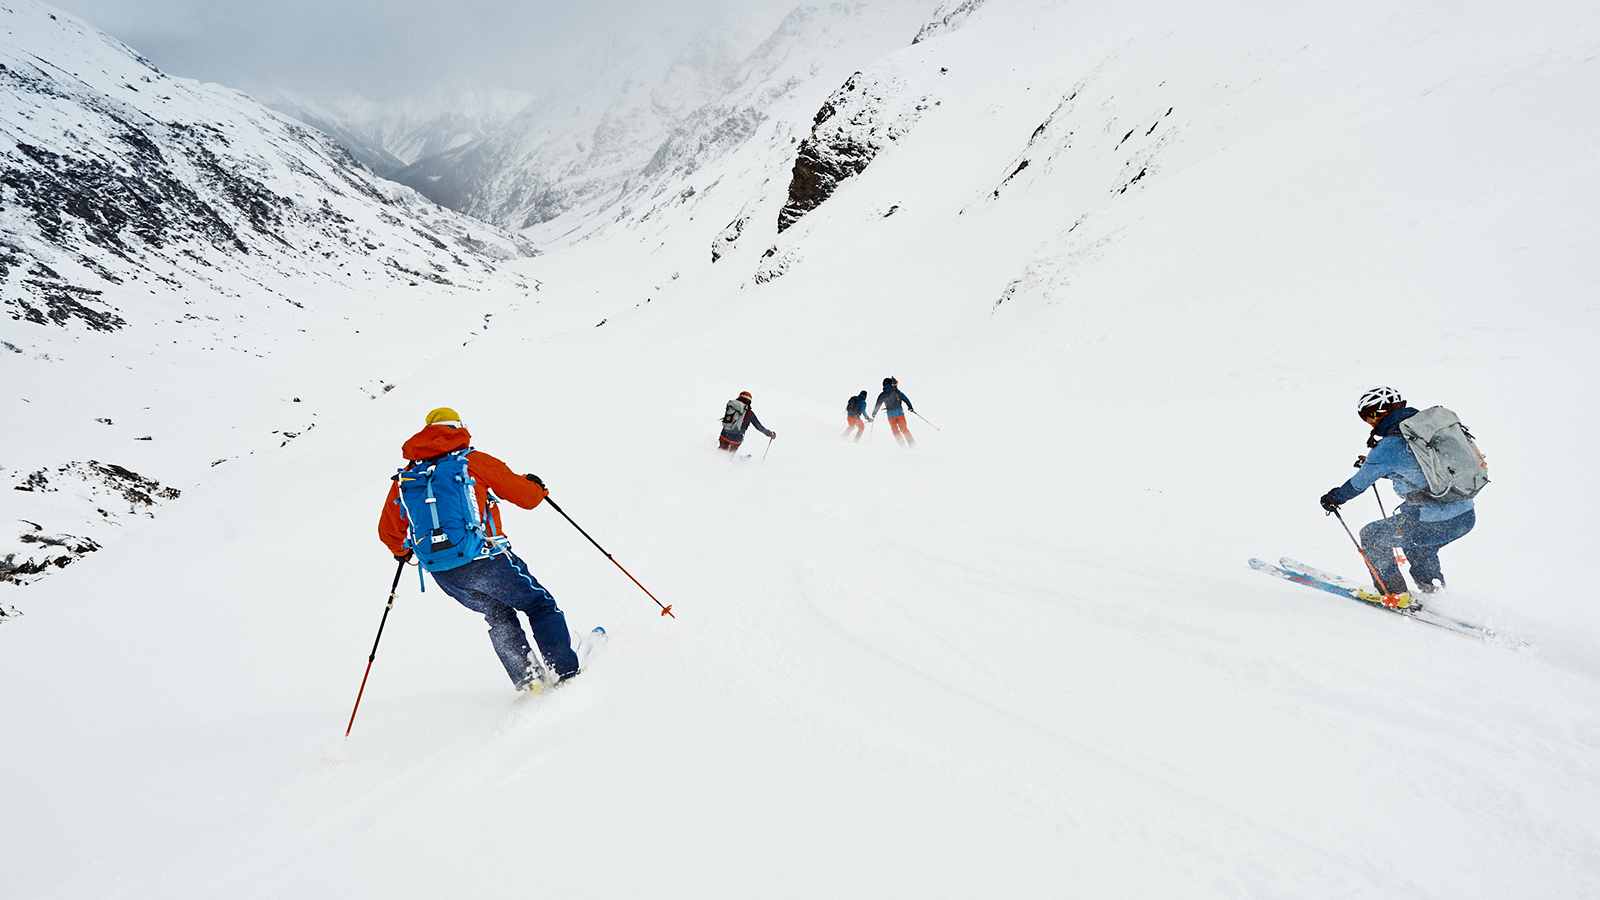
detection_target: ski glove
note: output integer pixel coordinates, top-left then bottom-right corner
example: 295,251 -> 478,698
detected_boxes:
524,473 -> 545,489
1318,491 -> 1341,513
394,550 -> 413,563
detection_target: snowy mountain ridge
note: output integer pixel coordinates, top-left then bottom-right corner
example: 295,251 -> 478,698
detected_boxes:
0,0 -> 536,587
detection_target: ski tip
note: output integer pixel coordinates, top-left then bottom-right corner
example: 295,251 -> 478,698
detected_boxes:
591,625 -> 607,635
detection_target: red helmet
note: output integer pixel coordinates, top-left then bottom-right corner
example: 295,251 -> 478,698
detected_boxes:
738,390 -> 752,401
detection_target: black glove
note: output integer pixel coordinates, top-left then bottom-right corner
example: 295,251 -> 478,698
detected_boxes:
1353,455 -> 1366,468
394,550 -> 413,563
769,431 -> 778,439
1319,491 -> 1341,513
524,473 -> 545,489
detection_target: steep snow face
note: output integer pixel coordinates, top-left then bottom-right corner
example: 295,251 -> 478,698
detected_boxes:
525,0 -> 940,250
0,0 -> 536,591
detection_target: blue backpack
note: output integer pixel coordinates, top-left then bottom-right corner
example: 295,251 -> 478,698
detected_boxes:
394,449 -> 508,573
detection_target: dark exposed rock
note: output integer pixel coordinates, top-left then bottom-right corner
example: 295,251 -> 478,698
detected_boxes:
778,71 -> 926,232
711,215 -> 747,262
1,525 -> 102,585
4,461 -> 179,586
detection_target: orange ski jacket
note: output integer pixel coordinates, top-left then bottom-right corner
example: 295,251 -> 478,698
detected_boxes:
377,424 -> 546,557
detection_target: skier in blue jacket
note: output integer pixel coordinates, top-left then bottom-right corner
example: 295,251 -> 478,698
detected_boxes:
844,390 -> 869,440
1318,386 -> 1475,604
872,377 -> 916,446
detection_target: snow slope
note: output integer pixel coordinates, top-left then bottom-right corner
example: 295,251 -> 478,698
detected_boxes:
1,0 -> 535,587
4,1 -> 1600,898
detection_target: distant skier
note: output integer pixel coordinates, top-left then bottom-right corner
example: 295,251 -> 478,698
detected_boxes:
719,390 -> 776,453
844,390 -> 869,441
378,407 -> 580,690
1318,387 -> 1479,604
872,377 -> 916,446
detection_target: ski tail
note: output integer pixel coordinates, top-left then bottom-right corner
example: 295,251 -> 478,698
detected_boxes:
1279,557 -> 1360,590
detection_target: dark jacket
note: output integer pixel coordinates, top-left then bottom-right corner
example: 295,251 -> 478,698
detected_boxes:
723,403 -> 774,439
872,387 -> 913,418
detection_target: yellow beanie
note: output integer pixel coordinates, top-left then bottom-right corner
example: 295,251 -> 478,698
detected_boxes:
424,406 -> 463,427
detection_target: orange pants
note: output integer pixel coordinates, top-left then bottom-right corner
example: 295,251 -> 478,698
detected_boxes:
889,415 -> 914,445
845,416 -> 865,440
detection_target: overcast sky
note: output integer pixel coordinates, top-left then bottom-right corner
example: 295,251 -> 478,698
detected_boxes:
51,0 -> 781,99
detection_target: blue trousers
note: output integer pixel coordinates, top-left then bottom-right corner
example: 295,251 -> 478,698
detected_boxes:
430,552 -> 579,687
1359,508 -> 1476,594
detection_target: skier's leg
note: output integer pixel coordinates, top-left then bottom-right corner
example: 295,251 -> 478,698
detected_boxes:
892,416 -> 915,446
1401,509 -> 1475,590
1357,515 -> 1408,594
432,562 -> 538,687
497,553 -> 580,678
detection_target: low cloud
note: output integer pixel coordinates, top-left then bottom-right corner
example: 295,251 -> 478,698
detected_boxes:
51,0 -> 787,99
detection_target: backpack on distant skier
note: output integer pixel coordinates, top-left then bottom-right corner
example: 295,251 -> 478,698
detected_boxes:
1397,406 -> 1490,502
722,398 -> 748,431
395,449 -> 506,572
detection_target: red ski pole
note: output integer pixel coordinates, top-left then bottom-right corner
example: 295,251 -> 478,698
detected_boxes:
545,496 -> 675,618
345,557 -> 408,737
1330,508 -> 1399,601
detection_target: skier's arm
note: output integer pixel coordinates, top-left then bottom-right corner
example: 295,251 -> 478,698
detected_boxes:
471,451 -> 548,509
872,392 -> 886,417
748,409 -> 775,439
378,480 -> 410,557
901,391 -> 914,413
1326,440 -> 1399,504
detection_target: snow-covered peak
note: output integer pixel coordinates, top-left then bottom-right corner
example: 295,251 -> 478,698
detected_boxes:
0,0 -> 536,585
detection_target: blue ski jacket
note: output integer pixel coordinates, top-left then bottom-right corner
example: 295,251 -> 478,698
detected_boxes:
873,387 -> 913,418
1326,407 -> 1474,523
846,394 -> 868,418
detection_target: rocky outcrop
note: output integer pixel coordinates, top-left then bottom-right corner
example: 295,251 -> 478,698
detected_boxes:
778,71 -> 928,232
712,215 -> 748,263
911,0 -> 991,44
4,461 -> 180,585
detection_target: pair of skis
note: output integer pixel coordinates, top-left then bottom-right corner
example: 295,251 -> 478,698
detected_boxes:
1249,557 -> 1508,642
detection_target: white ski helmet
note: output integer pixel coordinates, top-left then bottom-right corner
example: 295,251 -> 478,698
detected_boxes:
1356,386 -> 1404,415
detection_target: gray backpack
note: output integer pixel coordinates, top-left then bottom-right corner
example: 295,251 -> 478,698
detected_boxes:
722,399 -> 748,431
1398,406 -> 1489,502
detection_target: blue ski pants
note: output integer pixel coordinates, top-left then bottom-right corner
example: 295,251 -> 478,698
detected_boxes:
1359,508 -> 1476,594
430,552 -> 579,686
